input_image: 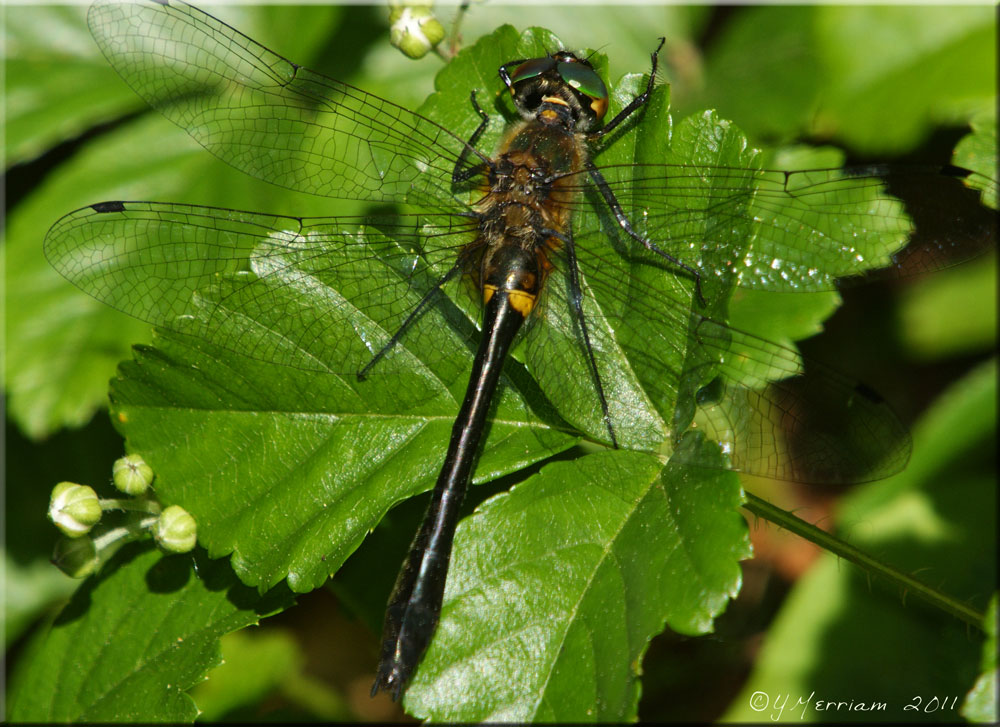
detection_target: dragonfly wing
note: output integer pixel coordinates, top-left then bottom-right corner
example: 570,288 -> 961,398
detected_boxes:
88,0 -> 470,206
682,317 -> 912,483
534,217 -> 911,483
44,201 -> 480,381
577,162 -> 996,292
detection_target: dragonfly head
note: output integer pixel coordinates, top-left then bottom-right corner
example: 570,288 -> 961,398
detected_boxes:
501,51 -> 609,133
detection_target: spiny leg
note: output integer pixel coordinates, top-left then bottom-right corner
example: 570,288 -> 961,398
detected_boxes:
545,227 -> 620,448
585,162 -> 707,307
358,261 -> 466,379
589,37 -> 665,140
452,91 -> 493,184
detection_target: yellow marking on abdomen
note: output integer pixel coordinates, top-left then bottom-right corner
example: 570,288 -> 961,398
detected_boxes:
482,285 -> 536,316
506,289 -> 537,316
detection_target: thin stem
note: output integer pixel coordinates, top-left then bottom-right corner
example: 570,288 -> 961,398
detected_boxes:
91,525 -> 139,551
99,497 -> 161,515
742,491 -> 986,630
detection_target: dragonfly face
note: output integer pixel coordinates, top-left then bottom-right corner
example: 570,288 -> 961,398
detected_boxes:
42,0 -> 995,707
502,51 -> 610,130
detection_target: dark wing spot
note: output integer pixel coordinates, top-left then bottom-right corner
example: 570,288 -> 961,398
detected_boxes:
91,201 -> 126,213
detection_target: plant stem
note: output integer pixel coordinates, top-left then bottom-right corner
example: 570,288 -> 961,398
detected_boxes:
742,491 -> 986,630
99,497 -> 161,515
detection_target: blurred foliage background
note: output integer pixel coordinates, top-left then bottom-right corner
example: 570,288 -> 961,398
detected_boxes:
4,3 -> 995,722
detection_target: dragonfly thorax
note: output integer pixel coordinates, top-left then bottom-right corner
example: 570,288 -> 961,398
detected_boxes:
490,155 -> 552,203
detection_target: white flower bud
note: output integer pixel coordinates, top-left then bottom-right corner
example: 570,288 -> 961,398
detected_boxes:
112,454 -> 154,495
389,4 -> 445,59
48,482 -> 102,537
153,505 -> 197,553
52,536 -> 99,578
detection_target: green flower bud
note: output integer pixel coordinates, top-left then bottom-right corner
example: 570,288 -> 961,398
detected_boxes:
153,505 -> 197,553
112,454 -> 154,495
52,536 -> 99,578
48,482 -> 102,537
389,3 -> 445,59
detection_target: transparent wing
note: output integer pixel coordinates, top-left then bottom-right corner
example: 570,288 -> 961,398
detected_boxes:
46,197 -> 914,483
44,201 -> 481,382
522,220 -> 912,484
554,162 -> 996,292
88,0 -> 473,207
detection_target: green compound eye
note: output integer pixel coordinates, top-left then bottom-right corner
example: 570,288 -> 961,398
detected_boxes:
509,56 -> 555,86
557,60 -> 608,103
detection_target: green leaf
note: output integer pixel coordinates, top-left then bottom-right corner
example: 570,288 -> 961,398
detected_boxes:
685,5 -> 996,153
680,6 -> 823,143
189,630 -> 303,721
110,321 -> 572,593
2,5 -> 344,166
899,251 -> 997,360
3,5 -> 130,165
4,4 -> 368,438
3,549 -> 77,647
731,146 -> 847,325
6,544 -> 294,723
954,110 -> 998,211
814,6 -> 996,153
962,595 -> 998,723
724,359 -> 996,722
189,627 -> 355,721
404,447 -> 749,722
4,110 -> 361,438
727,145 -> 850,372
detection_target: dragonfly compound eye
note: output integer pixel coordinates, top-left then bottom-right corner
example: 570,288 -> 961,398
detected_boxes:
556,59 -> 609,120
508,56 -> 556,89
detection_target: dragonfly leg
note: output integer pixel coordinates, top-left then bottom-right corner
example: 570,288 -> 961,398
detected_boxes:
589,37 -> 665,140
498,57 -> 528,94
585,162 -> 708,307
452,91 -> 492,184
544,226 -> 620,448
358,261 -> 465,379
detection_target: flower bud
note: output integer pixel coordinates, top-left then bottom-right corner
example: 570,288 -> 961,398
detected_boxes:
153,505 -> 197,553
52,536 -> 99,578
389,3 -> 445,59
48,482 -> 102,537
112,454 -> 154,495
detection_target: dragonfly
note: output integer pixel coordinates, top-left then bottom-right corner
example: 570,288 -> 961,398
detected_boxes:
44,0 -> 995,700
